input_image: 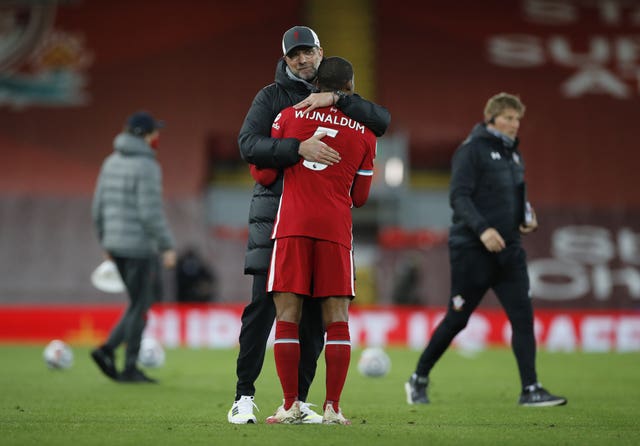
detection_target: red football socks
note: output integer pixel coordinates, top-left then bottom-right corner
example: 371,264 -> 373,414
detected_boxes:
274,320 -> 300,410
324,321 -> 351,412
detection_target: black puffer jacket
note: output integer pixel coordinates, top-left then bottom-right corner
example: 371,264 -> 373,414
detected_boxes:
449,123 -> 526,249
238,59 -> 391,274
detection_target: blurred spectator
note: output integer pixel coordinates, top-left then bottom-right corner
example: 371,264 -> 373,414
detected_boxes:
391,253 -> 422,305
175,247 -> 216,302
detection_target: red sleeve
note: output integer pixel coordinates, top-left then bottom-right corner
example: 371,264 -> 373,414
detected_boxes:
351,175 -> 372,207
351,133 -> 376,207
249,164 -> 278,186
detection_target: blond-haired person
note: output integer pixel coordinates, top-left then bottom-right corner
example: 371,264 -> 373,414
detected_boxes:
405,93 -> 567,407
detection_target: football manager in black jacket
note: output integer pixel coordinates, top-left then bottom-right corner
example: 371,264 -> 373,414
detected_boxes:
405,92 -> 567,408
228,25 -> 390,424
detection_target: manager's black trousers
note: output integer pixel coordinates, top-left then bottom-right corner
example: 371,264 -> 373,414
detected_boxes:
416,244 -> 538,388
234,274 -> 325,401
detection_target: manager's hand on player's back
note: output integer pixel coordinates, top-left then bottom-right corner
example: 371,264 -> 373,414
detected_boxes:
298,132 -> 341,165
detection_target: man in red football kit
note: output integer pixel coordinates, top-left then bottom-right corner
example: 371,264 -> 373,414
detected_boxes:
252,57 -> 376,425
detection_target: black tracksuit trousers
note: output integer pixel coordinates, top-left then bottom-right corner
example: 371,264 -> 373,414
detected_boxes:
416,244 -> 538,388
234,274 -> 325,401
106,255 -> 160,371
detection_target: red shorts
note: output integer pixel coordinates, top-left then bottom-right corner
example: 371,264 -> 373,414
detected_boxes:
267,236 -> 355,298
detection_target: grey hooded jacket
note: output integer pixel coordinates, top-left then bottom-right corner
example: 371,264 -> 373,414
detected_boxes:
92,133 -> 174,257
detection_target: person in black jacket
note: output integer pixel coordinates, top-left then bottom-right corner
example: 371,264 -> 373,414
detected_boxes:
227,26 -> 391,424
404,93 -> 567,407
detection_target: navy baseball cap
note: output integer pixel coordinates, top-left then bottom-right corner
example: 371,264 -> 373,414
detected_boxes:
126,111 -> 164,136
282,26 -> 320,56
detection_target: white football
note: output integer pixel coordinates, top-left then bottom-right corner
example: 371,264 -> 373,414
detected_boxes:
357,347 -> 391,377
43,340 -> 74,369
137,337 -> 165,368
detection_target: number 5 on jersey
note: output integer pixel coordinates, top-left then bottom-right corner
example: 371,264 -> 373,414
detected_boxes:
303,126 -> 338,171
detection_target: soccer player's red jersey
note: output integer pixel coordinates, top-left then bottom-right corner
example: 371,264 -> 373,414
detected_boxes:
270,105 -> 376,248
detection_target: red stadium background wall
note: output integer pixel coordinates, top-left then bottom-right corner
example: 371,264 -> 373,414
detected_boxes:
1,1 -> 639,309
1,304 -> 638,352
0,0 -> 303,196
377,0 -> 640,208
1,0 -> 638,206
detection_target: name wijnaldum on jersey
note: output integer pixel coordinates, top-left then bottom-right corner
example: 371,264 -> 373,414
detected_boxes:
272,109 -> 366,134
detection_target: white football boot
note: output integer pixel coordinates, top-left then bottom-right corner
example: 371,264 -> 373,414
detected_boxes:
299,402 -> 323,424
227,395 -> 258,424
265,401 -> 302,424
322,402 -> 351,425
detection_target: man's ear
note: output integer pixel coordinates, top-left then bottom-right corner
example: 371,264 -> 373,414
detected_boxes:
345,80 -> 354,94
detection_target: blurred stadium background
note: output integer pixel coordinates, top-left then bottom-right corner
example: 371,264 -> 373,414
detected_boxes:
0,0 -> 638,352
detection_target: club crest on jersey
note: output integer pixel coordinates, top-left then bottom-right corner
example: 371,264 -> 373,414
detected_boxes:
490,151 -> 501,160
452,295 -> 465,311
303,160 -> 328,171
512,152 -> 520,164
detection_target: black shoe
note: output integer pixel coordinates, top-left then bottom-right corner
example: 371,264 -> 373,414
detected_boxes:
405,373 -> 430,404
90,347 -> 118,380
519,384 -> 567,407
118,367 -> 158,384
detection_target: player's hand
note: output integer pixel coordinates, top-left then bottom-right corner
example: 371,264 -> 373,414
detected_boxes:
480,228 -> 506,252
519,207 -> 538,234
298,132 -> 341,165
162,249 -> 177,269
293,92 -> 335,114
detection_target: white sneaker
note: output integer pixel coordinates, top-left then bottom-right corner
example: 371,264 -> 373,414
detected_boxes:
265,401 -> 301,424
227,395 -> 258,424
299,402 -> 323,424
322,402 -> 351,425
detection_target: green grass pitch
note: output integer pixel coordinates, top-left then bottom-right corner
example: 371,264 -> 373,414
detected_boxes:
1,344 -> 638,445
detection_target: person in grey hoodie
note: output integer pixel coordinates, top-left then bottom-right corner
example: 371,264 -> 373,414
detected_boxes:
90,111 -> 176,383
